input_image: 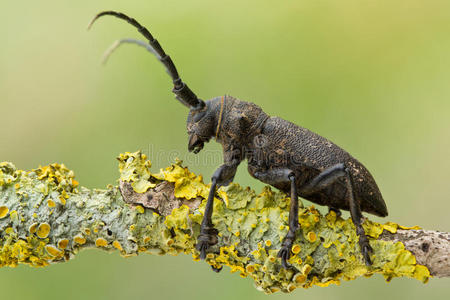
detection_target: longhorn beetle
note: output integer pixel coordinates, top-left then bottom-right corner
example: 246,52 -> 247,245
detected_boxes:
89,11 -> 388,269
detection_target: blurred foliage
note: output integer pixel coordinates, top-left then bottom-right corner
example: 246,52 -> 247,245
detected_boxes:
0,0 -> 449,299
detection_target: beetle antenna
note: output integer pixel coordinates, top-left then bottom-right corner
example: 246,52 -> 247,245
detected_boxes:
88,11 -> 205,110
101,38 -> 158,65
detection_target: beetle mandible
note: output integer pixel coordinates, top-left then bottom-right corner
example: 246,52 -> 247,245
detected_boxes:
89,11 -> 388,269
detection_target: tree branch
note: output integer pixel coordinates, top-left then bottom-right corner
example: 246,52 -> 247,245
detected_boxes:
0,151 -> 447,293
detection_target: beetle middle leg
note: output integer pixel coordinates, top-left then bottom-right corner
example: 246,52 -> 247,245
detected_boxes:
253,168 -> 300,269
300,163 -> 373,265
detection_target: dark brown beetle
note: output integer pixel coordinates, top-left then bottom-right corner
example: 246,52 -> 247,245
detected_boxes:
89,11 -> 388,269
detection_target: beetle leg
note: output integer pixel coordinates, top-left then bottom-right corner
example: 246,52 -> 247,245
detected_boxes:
210,265 -> 223,273
300,163 -> 346,194
344,173 -> 373,266
196,178 -> 219,260
196,163 -> 239,261
300,163 -> 373,265
253,168 -> 299,269
328,207 -> 342,218
278,173 -> 299,269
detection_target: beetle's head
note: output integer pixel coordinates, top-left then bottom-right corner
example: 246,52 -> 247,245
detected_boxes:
186,101 -> 217,154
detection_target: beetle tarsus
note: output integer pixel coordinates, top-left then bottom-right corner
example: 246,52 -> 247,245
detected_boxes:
328,207 -> 342,218
278,232 -> 296,269
196,176 -> 219,259
196,228 -> 218,259
210,265 -> 223,273
279,173 -> 300,269
359,233 -> 373,265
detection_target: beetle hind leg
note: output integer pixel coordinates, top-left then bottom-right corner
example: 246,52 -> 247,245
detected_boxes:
301,163 -> 373,265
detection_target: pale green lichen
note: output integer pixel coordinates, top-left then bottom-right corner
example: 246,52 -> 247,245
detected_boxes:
0,151 -> 430,293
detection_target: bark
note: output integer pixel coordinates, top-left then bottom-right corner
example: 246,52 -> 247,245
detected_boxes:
0,152 -> 448,293
379,229 -> 449,277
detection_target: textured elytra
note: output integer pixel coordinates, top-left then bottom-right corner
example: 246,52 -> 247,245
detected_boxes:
0,153 -> 429,293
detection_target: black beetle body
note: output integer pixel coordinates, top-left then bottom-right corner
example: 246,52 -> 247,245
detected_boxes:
195,96 -> 387,217
89,11 -> 388,269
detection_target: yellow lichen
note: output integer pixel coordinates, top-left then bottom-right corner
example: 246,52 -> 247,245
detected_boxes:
74,235 -> 86,245
164,205 -> 189,230
28,223 -> 38,234
306,231 -> 317,242
287,284 -> 297,292
57,239 -> 69,249
0,206 -> 9,219
292,244 -> 301,254
302,264 -> 312,275
246,264 -> 256,273
153,160 -> 209,200
117,152 -> 156,193
113,240 -> 123,251
59,195 -> 66,205
47,199 -> 56,208
95,238 -> 108,247
32,163 -> 78,195
45,245 -> 62,257
136,205 -> 145,214
36,223 -> 51,238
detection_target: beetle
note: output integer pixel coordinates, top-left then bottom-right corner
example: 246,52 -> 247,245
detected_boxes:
89,11 -> 388,269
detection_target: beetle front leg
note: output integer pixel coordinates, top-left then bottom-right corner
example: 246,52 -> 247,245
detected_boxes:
196,177 -> 219,260
196,163 -> 239,261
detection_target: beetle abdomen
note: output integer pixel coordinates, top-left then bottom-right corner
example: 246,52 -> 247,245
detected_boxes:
256,117 -> 388,217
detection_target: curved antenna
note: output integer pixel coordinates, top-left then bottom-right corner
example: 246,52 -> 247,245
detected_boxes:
101,38 -> 158,65
88,11 -> 205,110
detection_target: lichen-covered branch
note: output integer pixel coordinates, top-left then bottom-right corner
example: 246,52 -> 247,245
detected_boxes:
379,230 -> 449,278
0,151 -> 447,293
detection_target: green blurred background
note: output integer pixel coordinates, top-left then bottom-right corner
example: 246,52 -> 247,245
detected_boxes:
1,0 -> 449,299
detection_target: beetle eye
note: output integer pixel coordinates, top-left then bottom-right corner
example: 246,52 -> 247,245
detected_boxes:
193,111 -> 206,122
